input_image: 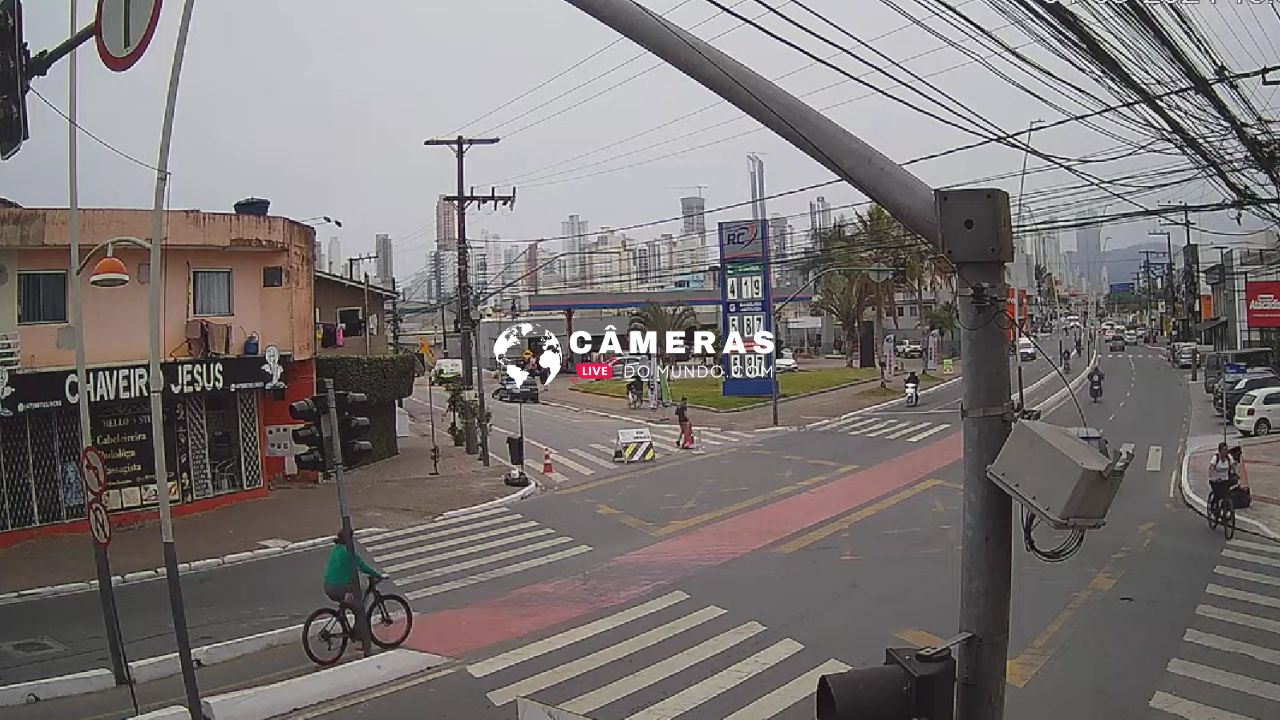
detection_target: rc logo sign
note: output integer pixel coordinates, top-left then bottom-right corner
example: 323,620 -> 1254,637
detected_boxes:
494,323 -> 563,388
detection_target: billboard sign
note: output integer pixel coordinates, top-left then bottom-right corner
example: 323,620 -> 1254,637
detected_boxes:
718,220 -> 773,396
1246,281 -> 1280,328
1109,282 -> 1135,294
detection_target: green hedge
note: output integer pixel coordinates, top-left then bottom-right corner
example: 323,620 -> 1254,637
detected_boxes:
316,354 -> 415,466
316,354 -> 415,403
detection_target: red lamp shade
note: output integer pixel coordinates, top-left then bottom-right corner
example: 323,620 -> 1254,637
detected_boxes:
90,256 -> 130,288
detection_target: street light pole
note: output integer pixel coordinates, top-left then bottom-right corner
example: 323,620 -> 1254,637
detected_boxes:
146,1 -> 202,716
67,0 -> 128,687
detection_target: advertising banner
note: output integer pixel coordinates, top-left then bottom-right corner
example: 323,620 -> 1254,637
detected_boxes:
1246,281 -> 1280,328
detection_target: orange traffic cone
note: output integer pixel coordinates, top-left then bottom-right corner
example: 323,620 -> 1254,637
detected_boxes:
542,449 -> 554,475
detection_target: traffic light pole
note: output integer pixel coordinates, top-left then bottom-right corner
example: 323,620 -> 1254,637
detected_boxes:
559,3 -> 1013,718
324,379 -> 373,656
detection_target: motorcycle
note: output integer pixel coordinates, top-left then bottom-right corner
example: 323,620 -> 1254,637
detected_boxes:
905,382 -> 919,407
1089,380 -> 1102,403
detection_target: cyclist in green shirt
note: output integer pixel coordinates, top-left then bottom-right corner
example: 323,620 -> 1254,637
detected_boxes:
324,528 -> 384,605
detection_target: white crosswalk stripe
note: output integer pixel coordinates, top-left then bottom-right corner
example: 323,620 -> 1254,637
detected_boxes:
831,416 -> 953,443
906,424 -> 950,443
531,424 -> 773,483
552,452 -> 596,476
1149,542 -> 1280,720
466,590 -> 847,720
1148,446 -> 1164,472
862,420 -> 908,438
567,447 -> 616,469
362,510 -> 590,607
885,421 -> 932,440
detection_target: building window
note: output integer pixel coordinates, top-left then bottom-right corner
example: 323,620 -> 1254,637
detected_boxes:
17,271 -> 68,324
896,306 -> 905,318
909,306 -> 918,317
192,269 -> 233,316
263,266 -> 284,287
337,307 -> 364,337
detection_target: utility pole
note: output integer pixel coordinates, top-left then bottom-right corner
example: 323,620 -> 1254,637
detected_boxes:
556,3 -> 1012,718
1160,202 -> 1195,341
423,136 -> 515,465
347,252 -> 377,280
390,277 -> 401,353
1138,250 -> 1166,328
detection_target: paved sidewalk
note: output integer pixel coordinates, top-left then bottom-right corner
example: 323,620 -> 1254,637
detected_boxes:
0,425 -> 512,593
544,359 -> 962,431
1187,437 -> 1280,536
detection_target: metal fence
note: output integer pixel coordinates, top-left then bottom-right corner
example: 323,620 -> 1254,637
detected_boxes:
0,407 -> 84,531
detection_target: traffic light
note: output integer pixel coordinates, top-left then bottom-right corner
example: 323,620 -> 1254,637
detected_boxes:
816,646 -> 956,720
289,395 -> 330,473
335,391 -> 373,468
0,0 -> 29,161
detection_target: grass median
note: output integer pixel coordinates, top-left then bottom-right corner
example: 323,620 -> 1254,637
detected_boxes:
571,366 -> 878,410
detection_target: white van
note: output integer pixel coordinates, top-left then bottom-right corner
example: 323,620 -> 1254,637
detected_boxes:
1017,337 -> 1037,361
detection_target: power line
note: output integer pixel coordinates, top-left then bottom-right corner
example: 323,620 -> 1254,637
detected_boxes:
29,87 -> 161,173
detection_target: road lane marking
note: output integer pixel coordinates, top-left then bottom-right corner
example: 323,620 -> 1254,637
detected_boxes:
560,621 -> 767,714
896,629 -> 944,647
398,537 -> 576,585
862,420 -> 908,437
468,591 -> 689,678
1197,604 -> 1280,635
568,447 -> 616,469
1147,446 -> 1163,472
1216,565 -> 1280,589
1149,690 -> 1257,720
382,526 -> 554,572
1006,524 -> 1153,688
557,448 -> 725,494
1222,549 -> 1280,569
1206,583 -> 1280,610
551,452 -> 596,476
374,519 -> 542,563
653,466 -> 855,537
905,424 -> 949,442
1167,658 -> 1280,702
405,545 -> 591,600
837,417 -> 881,433
722,659 -> 853,720
366,513 -> 524,553
361,506 -> 510,545
485,606 -> 727,705
886,422 -> 931,439
776,478 -> 946,554
628,639 -> 804,720
596,504 -> 661,534
1184,628 -> 1280,666
1229,539 -> 1280,557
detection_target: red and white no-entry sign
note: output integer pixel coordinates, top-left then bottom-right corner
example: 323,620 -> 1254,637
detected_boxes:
95,0 -> 162,72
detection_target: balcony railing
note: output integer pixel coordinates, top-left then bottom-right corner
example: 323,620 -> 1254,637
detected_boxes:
0,331 -> 18,370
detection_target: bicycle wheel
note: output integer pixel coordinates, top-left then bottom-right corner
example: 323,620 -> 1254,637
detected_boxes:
1223,497 -> 1236,540
368,593 -> 414,648
303,606 -> 351,666
1208,498 -> 1219,530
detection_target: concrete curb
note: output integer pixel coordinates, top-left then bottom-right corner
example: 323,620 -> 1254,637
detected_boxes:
0,668 -> 114,707
438,481 -> 541,519
133,706 -> 194,719
200,649 -> 448,720
1179,437 -> 1280,542
130,624 -> 303,684
0,528 -> 386,607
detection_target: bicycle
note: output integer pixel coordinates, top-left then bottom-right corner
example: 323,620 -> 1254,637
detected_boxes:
302,577 -> 413,666
1207,482 -> 1236,541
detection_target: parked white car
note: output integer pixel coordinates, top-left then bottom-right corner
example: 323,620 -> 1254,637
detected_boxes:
1233,386 -> 1280,436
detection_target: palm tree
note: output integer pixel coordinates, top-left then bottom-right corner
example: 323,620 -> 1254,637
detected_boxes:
630,302 -> 696,365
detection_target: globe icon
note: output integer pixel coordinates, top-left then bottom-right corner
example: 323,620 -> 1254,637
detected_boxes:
494,323 -> 563,389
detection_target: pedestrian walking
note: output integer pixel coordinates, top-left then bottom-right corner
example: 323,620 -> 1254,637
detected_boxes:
675,396 -> 693,449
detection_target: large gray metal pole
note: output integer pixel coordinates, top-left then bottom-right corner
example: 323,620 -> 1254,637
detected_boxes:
943,191 -> 1015,720
147,1 -> 202,716
558,4 -> 1014,718
559,0 -> 938,246
67,0 -> 128,687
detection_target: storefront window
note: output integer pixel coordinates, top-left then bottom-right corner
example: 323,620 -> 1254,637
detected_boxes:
205,393 -> 244,495
0,407 -> 83,531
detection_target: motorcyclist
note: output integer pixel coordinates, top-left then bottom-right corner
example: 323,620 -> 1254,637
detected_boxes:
1088,366 -> 1104,395
904,371 -> 919,388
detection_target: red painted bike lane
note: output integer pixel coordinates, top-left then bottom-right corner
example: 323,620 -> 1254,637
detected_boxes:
402,432 -> 962,658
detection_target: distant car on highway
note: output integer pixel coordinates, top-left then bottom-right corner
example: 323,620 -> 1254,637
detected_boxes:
1108,334 -> 1126,352
1123,330 -> 1138,346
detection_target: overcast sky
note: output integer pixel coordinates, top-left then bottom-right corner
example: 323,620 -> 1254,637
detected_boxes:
6,1 -> 1278,282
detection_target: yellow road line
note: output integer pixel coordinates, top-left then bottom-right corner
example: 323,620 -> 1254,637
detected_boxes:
776,478 -> 948,554
652,465 -> 856,536
897,629 -> 944,648
1005,524 -> 1155,688
596,504 -> 661,534
558,447 -> 729,494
